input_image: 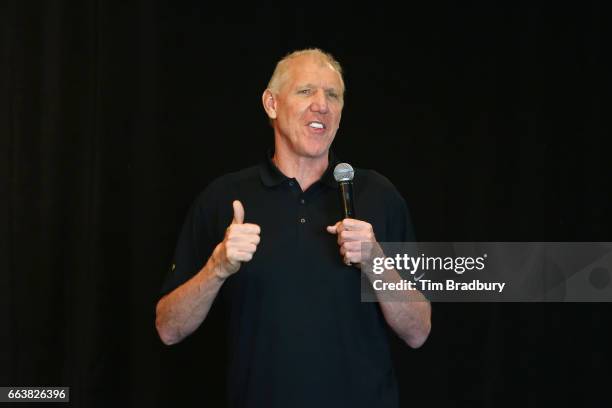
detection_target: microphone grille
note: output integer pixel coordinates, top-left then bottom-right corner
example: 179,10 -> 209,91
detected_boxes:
333,163 -> 354,182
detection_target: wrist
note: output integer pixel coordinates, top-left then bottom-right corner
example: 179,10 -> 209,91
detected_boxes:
360,241 -> 385,281
210,244 -> 232,280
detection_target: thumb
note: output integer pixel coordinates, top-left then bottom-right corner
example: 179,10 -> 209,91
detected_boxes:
232,200 -> 244,224
326,224 -> 338,234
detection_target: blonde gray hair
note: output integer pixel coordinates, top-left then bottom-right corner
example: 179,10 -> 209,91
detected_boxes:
267,48 -> 345,94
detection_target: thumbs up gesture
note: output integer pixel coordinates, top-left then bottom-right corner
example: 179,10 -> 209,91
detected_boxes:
212,200 -> 261,279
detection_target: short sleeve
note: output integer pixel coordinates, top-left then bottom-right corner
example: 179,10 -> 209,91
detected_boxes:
159,182 -> 225,298
385,187 -> 416,243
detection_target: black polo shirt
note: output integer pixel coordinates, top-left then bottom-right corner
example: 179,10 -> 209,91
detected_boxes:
161,151 -> 414,408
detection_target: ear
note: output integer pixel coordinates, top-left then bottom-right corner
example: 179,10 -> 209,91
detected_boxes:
262,89 -> 277,119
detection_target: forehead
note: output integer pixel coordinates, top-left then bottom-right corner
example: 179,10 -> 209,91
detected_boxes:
282,56 -> 344,90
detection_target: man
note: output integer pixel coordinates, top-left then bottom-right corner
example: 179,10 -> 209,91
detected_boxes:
156,48 -> 431,408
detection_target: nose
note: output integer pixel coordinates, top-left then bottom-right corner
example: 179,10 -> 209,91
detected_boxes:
310,90 -> 329,114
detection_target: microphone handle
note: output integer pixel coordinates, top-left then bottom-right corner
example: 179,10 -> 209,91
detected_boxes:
338,181 -> 355,219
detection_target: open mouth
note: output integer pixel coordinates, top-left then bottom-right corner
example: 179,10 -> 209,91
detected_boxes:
307,121 -> 326,129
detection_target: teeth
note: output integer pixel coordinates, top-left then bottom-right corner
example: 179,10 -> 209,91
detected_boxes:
309,122 -> 324,129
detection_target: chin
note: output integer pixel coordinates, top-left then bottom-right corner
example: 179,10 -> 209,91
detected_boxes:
299,138 -> 333,158
300,144 -> 330,159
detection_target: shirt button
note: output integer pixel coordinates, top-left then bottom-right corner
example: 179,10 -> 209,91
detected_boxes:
288,181 -> 294,187
300,199 -> 305,204
300,218 -> 306,223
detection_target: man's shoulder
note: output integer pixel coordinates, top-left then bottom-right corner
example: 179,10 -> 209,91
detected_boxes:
199,164 -> 260,193
191,164 -> 261,208
354,167 -> 414,240
211,164 -> 261,187
354,167 -> 402,196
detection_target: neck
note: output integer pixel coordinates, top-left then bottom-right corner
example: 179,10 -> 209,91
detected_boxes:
272,147 -> 329,192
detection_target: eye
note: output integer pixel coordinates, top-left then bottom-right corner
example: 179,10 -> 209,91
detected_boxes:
298,88 -> 311,95
326,90 -> 340,99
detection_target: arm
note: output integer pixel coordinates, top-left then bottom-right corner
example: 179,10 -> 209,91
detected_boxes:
156,200 -> 260,345
363,261 -> 431,348
327,219 -> 431,348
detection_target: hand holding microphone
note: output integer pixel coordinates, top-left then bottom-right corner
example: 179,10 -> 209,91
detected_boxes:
326,163 -> 377,267
326,218 -> 376,267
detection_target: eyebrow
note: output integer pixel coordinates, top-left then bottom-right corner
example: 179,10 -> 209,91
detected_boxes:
298,83 -> 341,93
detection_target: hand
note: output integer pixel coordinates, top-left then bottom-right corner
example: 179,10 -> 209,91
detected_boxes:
213,200 -> 261,279
326,218 -> 377,268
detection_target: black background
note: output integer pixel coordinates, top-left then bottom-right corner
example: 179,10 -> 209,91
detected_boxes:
2,1 -> 611,407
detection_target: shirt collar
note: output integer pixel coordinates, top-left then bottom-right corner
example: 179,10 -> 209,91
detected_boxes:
259,148 -> 340,188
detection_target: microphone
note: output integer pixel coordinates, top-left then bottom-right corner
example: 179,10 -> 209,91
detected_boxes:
333,163 -> 355,219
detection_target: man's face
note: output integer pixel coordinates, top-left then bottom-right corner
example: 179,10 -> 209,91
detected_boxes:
270,55 -> 344,160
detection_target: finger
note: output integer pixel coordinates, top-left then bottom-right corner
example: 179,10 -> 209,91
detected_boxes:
230,242 -> 257,253
326,223 -> 339,234
343,241 -> 362,252
344,251 -> 359,264
229,234 -> 260,246
228,223 -> 261,236
240,234 -> 260,245
338,230 -> 363,243
339,242 -> 360,256
240,223 -> 261,235
232,200 -> 244,224
234,251 -> 254,262
342,218 -> 369,231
